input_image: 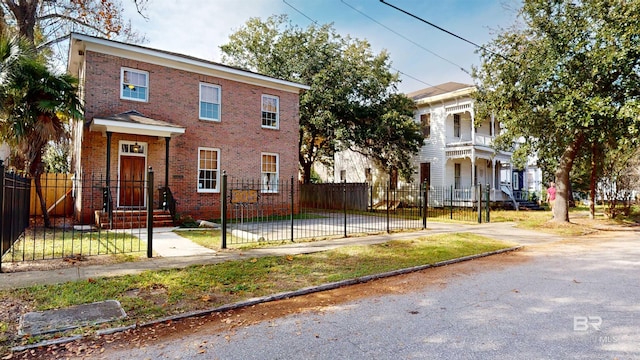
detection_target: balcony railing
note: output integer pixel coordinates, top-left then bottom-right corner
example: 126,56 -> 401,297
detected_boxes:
446,134 -> 493,147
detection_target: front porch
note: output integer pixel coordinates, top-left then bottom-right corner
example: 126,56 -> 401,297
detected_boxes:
87,110 -> 185,228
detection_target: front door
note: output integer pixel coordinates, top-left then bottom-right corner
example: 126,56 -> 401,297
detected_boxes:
119,155 -> 146,207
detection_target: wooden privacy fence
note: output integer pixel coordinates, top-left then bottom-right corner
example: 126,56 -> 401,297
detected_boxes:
30,173 -> 73,216
300,183 -> 368,210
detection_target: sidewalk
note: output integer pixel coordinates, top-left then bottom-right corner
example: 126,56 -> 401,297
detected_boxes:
0,222 -> 559,290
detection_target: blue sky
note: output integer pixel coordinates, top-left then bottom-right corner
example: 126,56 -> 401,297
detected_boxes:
123,0 -> 521,94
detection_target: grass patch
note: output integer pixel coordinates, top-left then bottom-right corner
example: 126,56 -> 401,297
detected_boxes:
174,229 -> 223,249
0,233 -> 514,350
1,230 -> 147,262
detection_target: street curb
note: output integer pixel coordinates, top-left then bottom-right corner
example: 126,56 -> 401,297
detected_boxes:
12,245 -> 522,353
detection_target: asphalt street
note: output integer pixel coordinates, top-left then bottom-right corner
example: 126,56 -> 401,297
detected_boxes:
93,230 -> 640,359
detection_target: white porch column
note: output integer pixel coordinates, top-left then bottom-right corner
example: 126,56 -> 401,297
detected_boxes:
492,159 -> 497,200
471,150 -> 476,187
470,108 -> 476,144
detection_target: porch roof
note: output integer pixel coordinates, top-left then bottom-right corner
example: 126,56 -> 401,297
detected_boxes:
90,110 -> 186,138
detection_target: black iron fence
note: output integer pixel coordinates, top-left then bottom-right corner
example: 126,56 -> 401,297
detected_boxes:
0,161 -> 31,258
221,175 -> 491,247
1,168 -> 155,268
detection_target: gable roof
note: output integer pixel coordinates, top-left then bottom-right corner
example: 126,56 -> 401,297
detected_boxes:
90,110 -> 186,138
407,82 -> 475,102
67,33 -> 309,94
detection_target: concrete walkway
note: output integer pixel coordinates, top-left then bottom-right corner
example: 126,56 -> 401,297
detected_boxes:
0,222 -> 562,290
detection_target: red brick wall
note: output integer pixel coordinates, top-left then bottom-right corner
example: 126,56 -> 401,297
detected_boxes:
78,51 -> 301,222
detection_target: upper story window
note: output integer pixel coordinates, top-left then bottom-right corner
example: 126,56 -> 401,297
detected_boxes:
200,83 -> 221,121
198,147 -> 220,193
121,68 -> 148,102
261,153 -> 279,193
453,114 -> 461,138
420,113 -> 431,138
262,95 -> 279,129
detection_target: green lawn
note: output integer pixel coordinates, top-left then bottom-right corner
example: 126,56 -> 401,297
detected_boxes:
0,233 -> 515,351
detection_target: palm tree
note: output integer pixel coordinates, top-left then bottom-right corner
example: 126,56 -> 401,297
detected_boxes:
0,33 -> 82,227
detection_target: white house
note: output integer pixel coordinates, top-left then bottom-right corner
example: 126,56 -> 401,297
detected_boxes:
332,82 -> 542,204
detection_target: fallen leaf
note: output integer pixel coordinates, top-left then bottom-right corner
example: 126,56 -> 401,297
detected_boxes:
286,255 -> 294,261
250,258 -> 257,263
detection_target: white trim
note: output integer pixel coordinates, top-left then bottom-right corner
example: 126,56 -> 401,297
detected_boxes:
120,67 -> 149,102
261,152 -> 279,193
69,33 -> 309,94
199,82 -> 221,122
261,94 -> 279,130
197,147 -> 221,193
90,118 -> 185,137
117,140 -> 148,208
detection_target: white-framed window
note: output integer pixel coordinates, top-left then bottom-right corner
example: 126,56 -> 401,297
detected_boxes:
261,94 -> 279,129
197,147 -> 220,193
199,83 -> 221,121
121,68 -> 148,102
261,153 -> 279,193
453,114 -> 461,138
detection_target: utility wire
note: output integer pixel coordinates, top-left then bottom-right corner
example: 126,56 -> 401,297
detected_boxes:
379,0 -> 517,65
283,0 -> 318,25
282,0 -> 442,91
341,0 -> 470,76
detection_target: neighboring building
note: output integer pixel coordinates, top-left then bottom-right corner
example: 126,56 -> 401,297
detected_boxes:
0,142 -> 9,165
67,33 -> 308,223
333,82 -> 542,204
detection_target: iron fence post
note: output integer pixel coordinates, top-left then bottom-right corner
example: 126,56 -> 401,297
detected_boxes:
450,185 -> 454,220
343,180 -> 347,238
485,183 -> 490,223
386,181 -> 390,233
478,184 -> 482,223
147,167 -> 153,258
221,171 -> 227,249
422,180 -> 428,229
290,176 -> 294,242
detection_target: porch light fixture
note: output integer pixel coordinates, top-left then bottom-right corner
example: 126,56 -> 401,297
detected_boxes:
132,142 -> 141,153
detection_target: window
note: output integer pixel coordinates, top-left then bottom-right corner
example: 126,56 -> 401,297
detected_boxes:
121,68 -> 148,102
453,114 -> 461,138
420,113 -> 431,138
198,148 -> 220,192
261,153 -> 279,192
200,83 -> 221,121
365,168 -> 372,183
340,170 -> 346,182
454,163 -> 461,189
262,95 -> 279,129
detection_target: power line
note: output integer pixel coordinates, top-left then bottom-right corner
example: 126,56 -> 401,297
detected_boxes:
283,0 -> 318,25
281,0 -> 442,91
341,0 -> 470,76
379,0 -> 517,65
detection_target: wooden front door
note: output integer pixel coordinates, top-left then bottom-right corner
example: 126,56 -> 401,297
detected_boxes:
119,155 -> 146,207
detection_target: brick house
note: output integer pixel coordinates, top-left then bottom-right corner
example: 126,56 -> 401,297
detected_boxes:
67,33 -> 308,224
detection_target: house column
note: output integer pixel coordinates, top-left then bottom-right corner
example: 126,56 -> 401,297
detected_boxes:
164,137 -> 170,188
470,108 -> 476,144
492,158 -> 497,201
105,131 -> 112,186
471,149 -> 476,187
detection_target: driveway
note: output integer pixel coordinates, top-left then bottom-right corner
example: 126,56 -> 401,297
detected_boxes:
82,227 -> 640,359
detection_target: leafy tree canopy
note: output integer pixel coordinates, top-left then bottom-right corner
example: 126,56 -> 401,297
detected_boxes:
473,0 -> 640,222
220,15 -> 423,183
0,0 -> 148,49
